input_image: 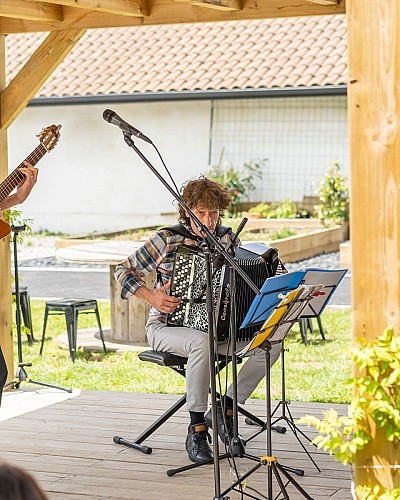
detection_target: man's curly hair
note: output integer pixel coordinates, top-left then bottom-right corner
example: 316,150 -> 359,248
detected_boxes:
178,176 -> 231,226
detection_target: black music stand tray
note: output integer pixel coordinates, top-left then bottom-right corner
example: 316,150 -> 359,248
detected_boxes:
244,268 -> 347,473
221,284 -> 321,500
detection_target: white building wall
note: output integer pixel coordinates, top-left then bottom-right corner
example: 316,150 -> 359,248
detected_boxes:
210,95 -> 349,203
7,94 -> 349,234
8,100 -> 212,234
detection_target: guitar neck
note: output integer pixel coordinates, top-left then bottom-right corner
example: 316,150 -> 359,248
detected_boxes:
0,143 -> 47,205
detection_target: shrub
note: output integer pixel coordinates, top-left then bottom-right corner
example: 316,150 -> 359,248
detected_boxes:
300,328 -> 400,499
315,161 -> 349,225
248,199 -> 299,219
206,159 -> 264,216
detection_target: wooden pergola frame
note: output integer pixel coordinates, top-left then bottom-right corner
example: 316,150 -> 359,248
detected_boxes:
1,0 -> 399,494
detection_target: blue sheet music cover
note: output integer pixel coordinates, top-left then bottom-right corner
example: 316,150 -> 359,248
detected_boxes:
240,271 -> 306,328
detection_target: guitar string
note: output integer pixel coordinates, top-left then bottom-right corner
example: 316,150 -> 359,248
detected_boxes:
0,144 -> 47,203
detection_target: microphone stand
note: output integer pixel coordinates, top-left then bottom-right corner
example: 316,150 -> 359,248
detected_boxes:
4,225 -> 72,394
121,132 -> 261,500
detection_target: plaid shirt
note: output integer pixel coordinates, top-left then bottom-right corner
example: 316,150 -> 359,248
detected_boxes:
114,224 -> 235,322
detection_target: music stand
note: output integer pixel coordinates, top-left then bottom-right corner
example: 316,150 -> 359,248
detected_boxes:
244,268 -> 348,472
221,284 -> 320,500
240,268 -> 347,330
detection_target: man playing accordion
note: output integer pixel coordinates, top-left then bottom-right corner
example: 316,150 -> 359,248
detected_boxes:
115,177 -> 281,464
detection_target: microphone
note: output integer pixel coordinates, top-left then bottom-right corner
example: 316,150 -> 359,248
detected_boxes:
103,109 -> 152,144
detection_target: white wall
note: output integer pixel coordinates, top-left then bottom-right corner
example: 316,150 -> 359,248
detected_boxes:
7,94 -> 349,234
210,95 -> 349,203
8,100 -> 212,234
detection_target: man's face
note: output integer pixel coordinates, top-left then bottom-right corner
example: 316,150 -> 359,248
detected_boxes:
186,206 -> 219,237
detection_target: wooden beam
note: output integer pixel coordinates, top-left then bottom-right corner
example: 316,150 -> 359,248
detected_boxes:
0,29 -> 86,129
306,0 -> 339,5
173,0 -> 242,12
347,0 -> 400,495
0,0 -> 63,22
0,35 -> 13,386
0,0 -> 346,34
34,0 -> 149,17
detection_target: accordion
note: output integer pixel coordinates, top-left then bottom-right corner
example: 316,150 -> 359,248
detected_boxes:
167,242 -> 281,341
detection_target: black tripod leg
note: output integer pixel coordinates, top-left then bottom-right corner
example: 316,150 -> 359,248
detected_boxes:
275,461 -> 315,499
167,453 -> 231,477
272,462 -> 291,500
239,405 -> 286,434
220,461 -> 262,497
27,378 -> 73,393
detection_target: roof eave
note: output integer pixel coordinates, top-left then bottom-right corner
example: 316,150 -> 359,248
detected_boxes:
28,85 -> 347,107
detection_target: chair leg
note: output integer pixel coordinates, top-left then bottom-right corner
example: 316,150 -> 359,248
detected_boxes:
120,394 -> 188,453
40,307 -> 49,355
65,310 -> 75,362
299,319 -> 308,345
72,309 -> 79,362
316,316 -> 326,340
94,304 -> 107,353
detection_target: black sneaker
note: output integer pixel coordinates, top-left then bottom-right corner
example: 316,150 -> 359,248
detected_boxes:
205,404 -> 234,444
185,422 -> 213,463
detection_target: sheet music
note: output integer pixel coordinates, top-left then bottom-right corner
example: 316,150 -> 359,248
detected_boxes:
299,268 -> 347,317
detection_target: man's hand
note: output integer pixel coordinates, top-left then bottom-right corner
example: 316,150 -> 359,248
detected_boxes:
135,280 -> 180,313
16,161 -> 39,204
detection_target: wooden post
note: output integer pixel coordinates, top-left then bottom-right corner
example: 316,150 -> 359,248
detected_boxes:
0,35 -> 13,383
347,0 -> 400,492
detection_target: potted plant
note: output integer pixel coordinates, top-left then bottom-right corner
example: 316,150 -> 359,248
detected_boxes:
300,328 -> 400,499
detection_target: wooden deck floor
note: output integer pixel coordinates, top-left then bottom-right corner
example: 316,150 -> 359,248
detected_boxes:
0,390 -> 352,499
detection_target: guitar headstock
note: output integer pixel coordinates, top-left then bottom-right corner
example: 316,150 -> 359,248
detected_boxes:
37,124 -> 62,152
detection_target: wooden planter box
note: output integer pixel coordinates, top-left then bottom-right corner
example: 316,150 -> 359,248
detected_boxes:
267,225 -> 344,263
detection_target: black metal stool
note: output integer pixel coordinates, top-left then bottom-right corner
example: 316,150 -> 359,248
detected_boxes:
12,286 -> 34,344
40,298 -> 107,362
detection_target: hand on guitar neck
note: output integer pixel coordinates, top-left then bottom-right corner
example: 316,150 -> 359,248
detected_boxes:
0,161 -> 38,212
0,123 -> 61,240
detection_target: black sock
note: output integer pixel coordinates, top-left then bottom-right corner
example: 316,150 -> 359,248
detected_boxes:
189,411 -> 205,426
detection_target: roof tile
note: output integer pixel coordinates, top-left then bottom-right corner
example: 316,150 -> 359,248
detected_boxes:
5,15 -> 347,98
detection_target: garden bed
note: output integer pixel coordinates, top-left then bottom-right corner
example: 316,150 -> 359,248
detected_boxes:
55,219 -> 346,263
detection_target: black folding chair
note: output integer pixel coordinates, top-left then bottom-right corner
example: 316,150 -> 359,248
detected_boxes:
113,349 -> 272,454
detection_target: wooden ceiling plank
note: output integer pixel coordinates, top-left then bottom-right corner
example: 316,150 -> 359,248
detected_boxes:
35,0 -> 149,17
173,0 -> 242,12
0,0 -> 63,23
0,0 -> 346,33
0,29 -> 86,129
306,0 -> 340,5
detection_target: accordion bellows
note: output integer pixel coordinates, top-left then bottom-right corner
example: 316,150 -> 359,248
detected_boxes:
167,243 -> 280,341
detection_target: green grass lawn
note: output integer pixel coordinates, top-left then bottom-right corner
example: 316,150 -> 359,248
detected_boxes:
12,300 -> 353,404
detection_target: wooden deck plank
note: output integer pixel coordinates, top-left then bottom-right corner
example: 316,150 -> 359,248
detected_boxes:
0,390 -> 352,499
